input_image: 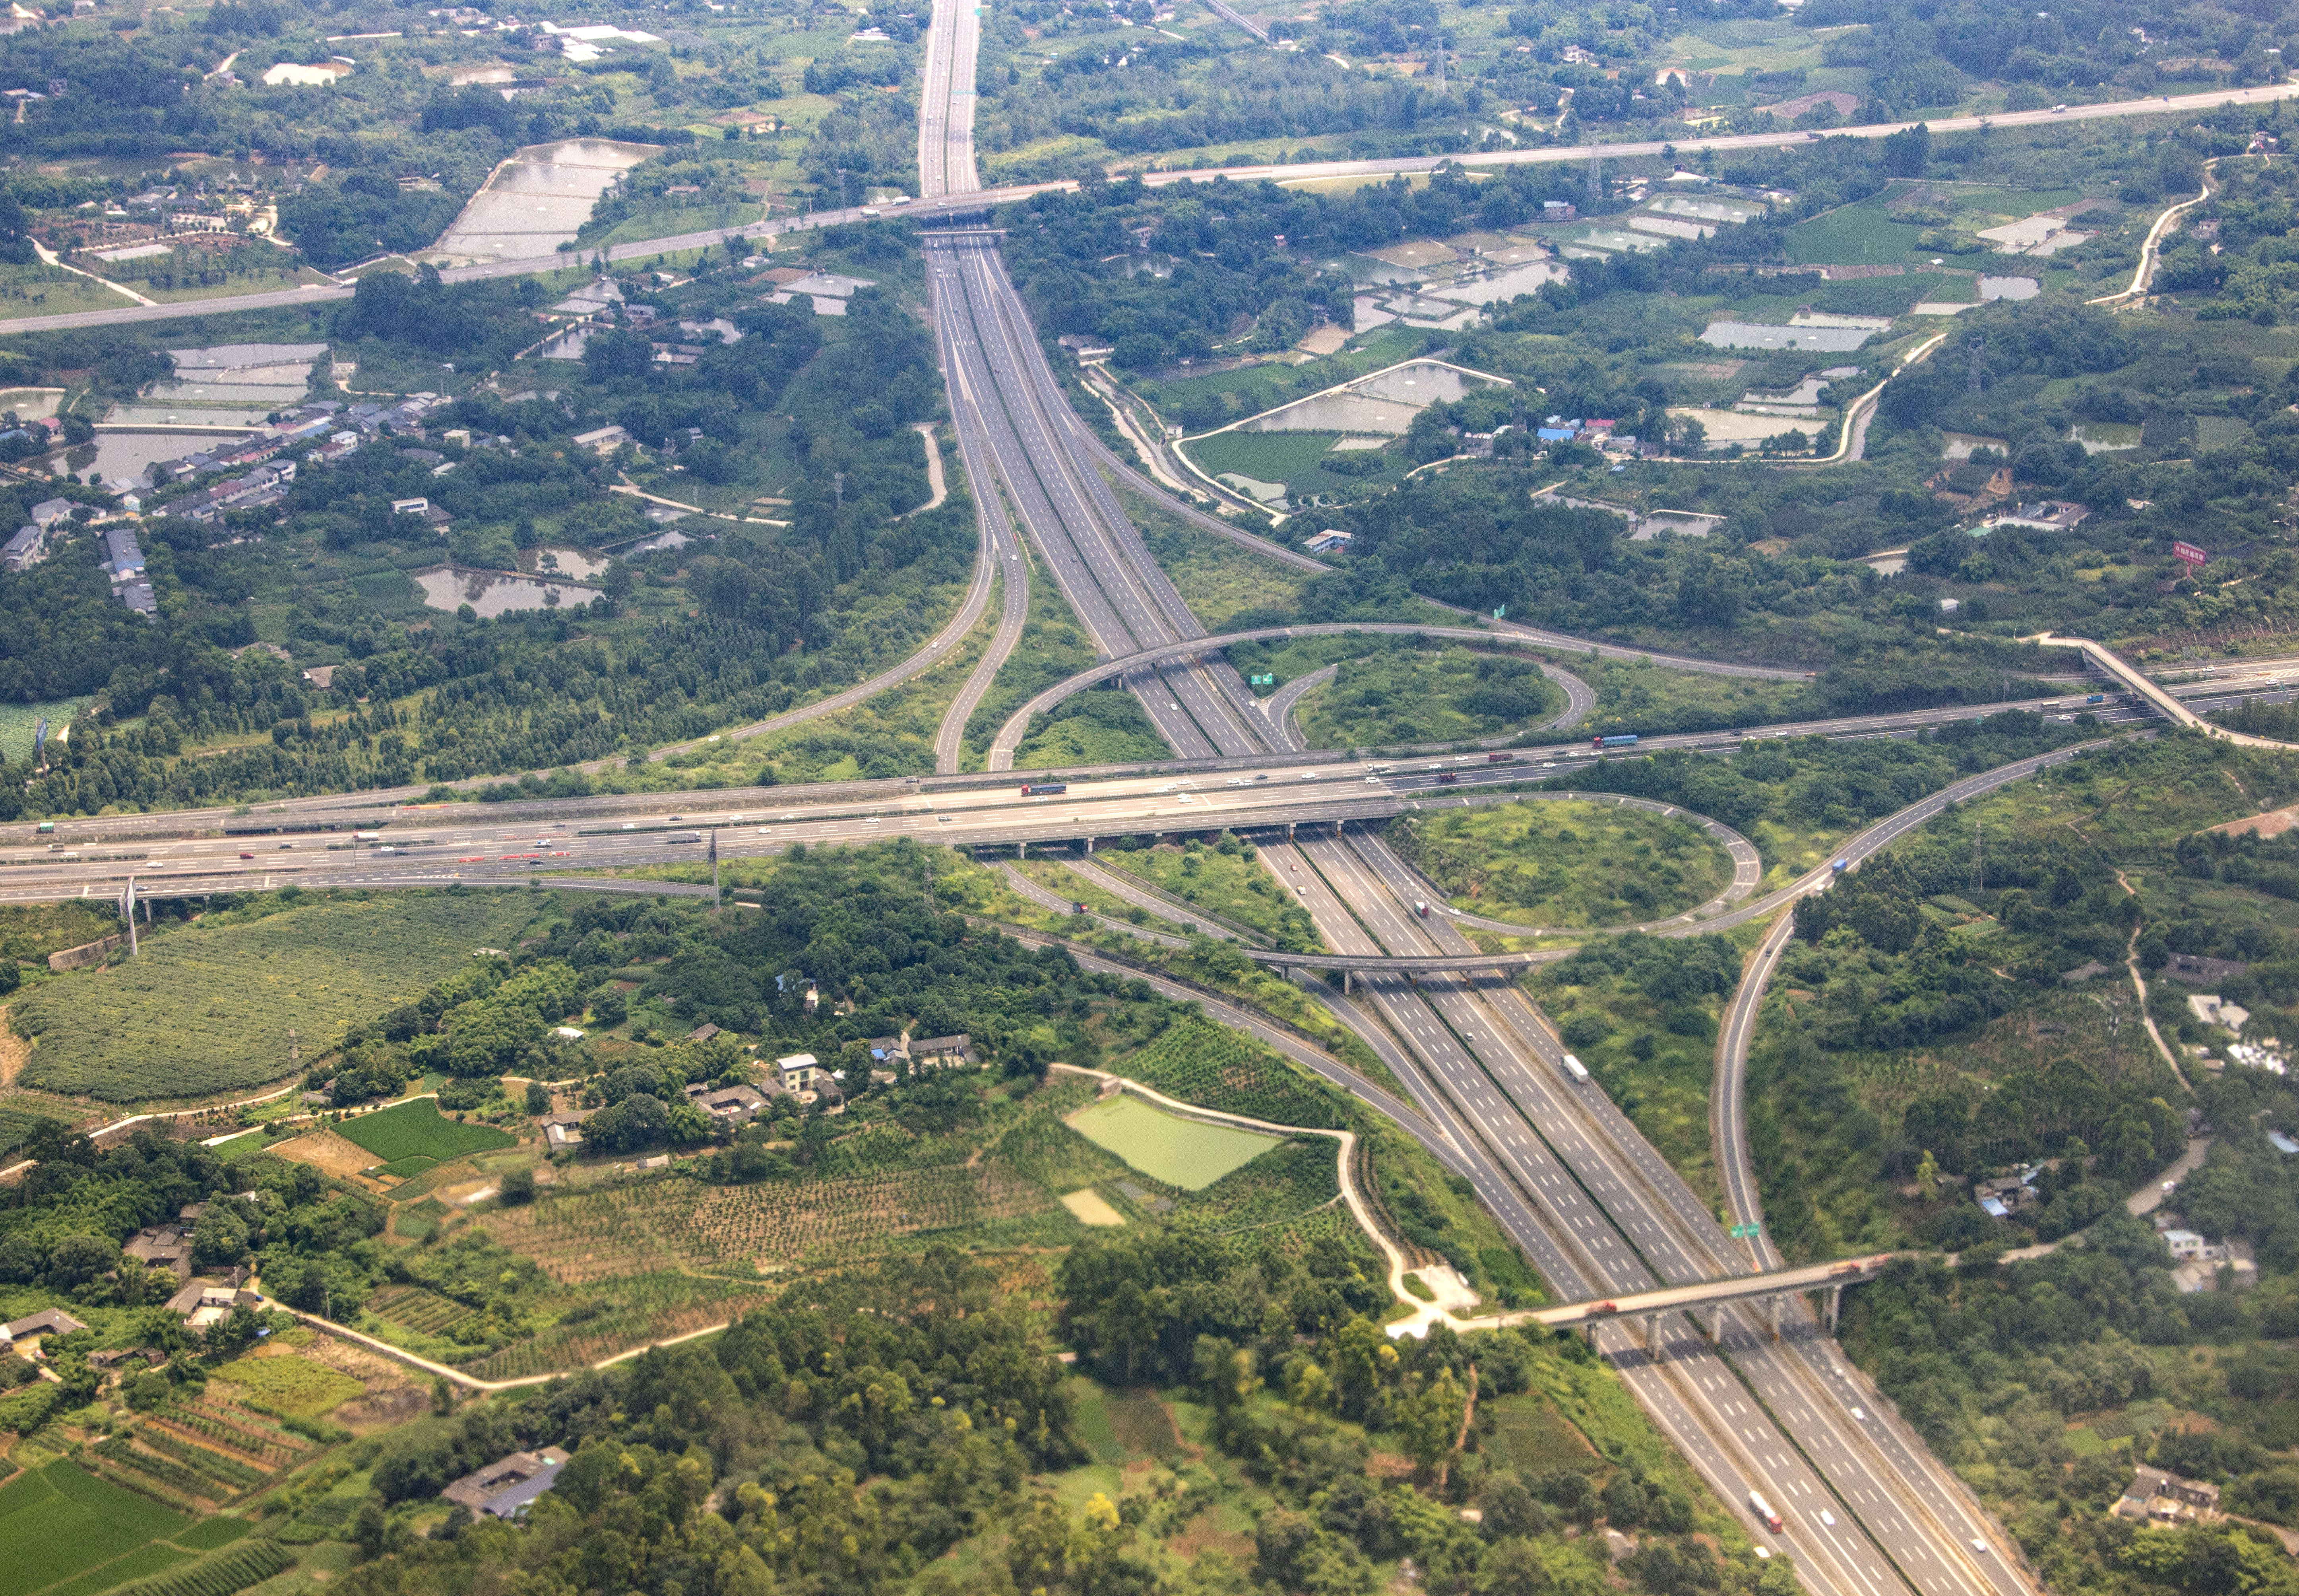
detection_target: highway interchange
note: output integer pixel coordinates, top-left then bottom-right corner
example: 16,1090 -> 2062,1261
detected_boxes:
18,19 -> 2299,1592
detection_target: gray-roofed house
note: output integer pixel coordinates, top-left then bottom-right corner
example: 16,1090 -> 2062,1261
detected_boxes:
2165,953 -> 2249,987
910,1034 -> 977,1068
0,1308 -> 86,1353
125,1224 -> 194,1281
442,1448 -> 572,1518
2,524 -> 42,572
683,1082 -> 768,1123
29,498 -> 72,527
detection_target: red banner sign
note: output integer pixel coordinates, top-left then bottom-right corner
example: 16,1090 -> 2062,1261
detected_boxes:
2174,540 -> 2209,565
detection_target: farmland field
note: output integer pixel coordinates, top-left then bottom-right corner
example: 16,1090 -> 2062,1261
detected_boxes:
335,1100 -> 516,1164
1183,431 -> 1405,500
207,1353 -> 365,1421
1105,1015 -> 1345,1128
9,893 -> 539,1102
0,696 -> 90,769
1066,1094 -> 1284,1191
1386,799 -> 1735,927
0,1460 -> 190,1596
1783,184 -> 2086,266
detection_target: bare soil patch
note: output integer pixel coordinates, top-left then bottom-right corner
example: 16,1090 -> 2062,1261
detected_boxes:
269,1127 -> 390,1188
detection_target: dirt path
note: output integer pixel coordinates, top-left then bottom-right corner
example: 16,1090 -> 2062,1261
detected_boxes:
0,1009 -> 26,1087
907,422 -> 947,514
2114,869 -> 2192,1093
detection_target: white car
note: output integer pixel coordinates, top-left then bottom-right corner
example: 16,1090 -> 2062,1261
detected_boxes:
1301,771 -> 1319,780
1973,1539 -> 1991,1555
1820,1511 -> 1836,1527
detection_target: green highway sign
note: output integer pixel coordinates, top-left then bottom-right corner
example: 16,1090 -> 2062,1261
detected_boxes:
1729,1222 -> 1762,1239
1251,674 -> 1275,686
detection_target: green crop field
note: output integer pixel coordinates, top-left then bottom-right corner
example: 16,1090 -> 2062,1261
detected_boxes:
0,697 -> 90,770
336,1100 -> 516,1165
0,1461 -> 190,1596
1386,799 -> 1735,928
1183,431 -> 1407,499
208,1354 -> 366,1422
10,893 -> 540,1102
1066,1094 -> 1284,1190
1785,184 -> 2087,266
1110,1015 -> 1346,1129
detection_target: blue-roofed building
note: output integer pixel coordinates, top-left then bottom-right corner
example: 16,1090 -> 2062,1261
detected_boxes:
103,526 -> 145,578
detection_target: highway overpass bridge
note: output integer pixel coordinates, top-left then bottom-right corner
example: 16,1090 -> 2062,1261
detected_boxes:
1485,1253 -> 1905,1348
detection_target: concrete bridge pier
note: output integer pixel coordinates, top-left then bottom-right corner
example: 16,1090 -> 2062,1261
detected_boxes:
1827,1284 -> 1843,1334
1018,840 -> 1026,858
1085,836 -> 1094,853
1766,1295 -> 1781,1340
1644,1314 -> 1662,1362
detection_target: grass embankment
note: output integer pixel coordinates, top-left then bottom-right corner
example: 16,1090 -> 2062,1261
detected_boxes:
1093,838 -> 1326,951
1122,484 -> 1314,631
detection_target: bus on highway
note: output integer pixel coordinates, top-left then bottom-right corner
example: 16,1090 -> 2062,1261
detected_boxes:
1021,782 -> 1068,796
666,832 -> 704,844
1748,1491 -> 1782,1532
1562,1054 -> 1591,1084
1592,734 -> 1639,750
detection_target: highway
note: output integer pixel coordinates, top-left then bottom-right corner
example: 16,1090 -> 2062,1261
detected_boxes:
910,0 -> 2082,1542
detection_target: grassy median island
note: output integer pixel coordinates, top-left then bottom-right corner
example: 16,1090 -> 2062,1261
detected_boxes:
1388,800 -> 1735,928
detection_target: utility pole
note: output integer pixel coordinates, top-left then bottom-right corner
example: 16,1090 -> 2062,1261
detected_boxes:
122,876 -> 137,956
1973,822 -> 1983,895
1586,150 -> 1601,205
710,828 -> 721,912
834,471 -> 845,513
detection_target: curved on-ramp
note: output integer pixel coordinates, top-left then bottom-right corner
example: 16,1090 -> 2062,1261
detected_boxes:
1709,737 -> 2120,1269
991,622 -> 1807,767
